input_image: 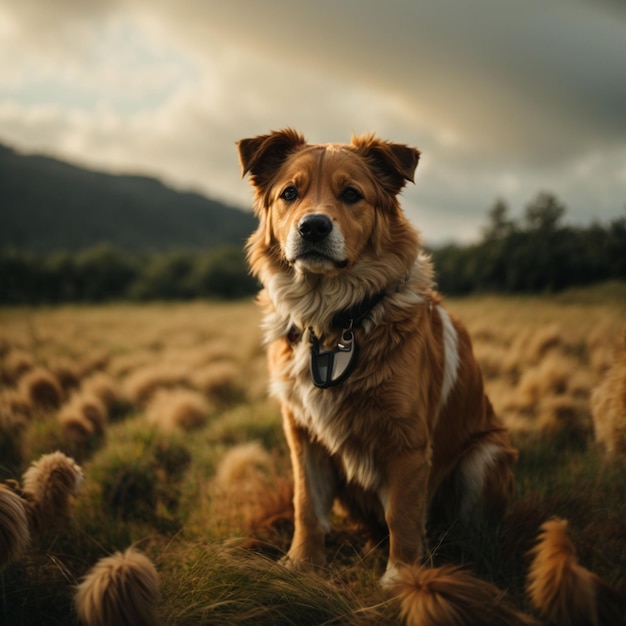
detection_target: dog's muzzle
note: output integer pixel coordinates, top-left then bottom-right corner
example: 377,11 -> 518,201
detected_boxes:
286,213 -> 348,270
298,214 -> 333,243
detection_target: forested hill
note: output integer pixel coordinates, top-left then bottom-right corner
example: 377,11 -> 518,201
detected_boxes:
0,143 -> 257,253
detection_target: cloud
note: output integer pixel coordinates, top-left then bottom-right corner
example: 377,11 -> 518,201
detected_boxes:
0,0 -> 625,244
144,0 -> 626,161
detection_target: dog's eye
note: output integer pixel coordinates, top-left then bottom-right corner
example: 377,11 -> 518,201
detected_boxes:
280,185 -> 298,202
340,187 -> 363,205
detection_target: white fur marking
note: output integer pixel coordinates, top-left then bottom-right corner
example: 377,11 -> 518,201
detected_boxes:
437,306 -> 460,415
285,219 -> 347,268
380,562 -> 401,588
458,442 -> 502,524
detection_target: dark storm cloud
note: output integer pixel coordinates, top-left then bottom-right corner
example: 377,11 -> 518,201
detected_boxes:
1,0 -> 624,242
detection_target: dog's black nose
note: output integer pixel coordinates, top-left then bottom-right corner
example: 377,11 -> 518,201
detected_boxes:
298,214 -> 333,242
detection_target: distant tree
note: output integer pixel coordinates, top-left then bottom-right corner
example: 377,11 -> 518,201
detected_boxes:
129,252 -> 195,300
607,216 -> 626,278
524,192 -> 565,232
0,251 -> 39,304
432,191 -> 625,295
45,252 -> 81,302
185,247 -> 258,299
75,246 -> 139,301
483,199 -> 515,240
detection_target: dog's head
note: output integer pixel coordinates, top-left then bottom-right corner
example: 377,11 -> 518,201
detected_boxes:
238,129 -> 420,280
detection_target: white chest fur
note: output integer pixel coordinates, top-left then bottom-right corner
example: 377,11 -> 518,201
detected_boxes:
270,335 -> 381,491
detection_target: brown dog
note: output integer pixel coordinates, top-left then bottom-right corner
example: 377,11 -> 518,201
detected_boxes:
238,129 -> 517,584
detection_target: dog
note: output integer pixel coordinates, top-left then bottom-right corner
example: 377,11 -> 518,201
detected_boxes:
237,129 -> 517,585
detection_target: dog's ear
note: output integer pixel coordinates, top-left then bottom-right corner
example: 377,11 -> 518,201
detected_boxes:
351,134 -> 420,195
237,129 -> 306,191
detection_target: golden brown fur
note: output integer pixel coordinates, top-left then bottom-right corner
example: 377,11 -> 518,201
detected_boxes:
74,547 -> 161,626
526,518 -> 624,626
238,129 -> 517,583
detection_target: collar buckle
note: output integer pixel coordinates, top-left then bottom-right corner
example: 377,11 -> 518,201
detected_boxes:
309,325 -> 357,389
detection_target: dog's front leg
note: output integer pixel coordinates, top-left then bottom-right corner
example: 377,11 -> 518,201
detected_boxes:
380,446 -> 432,587
282,406 -> 336,570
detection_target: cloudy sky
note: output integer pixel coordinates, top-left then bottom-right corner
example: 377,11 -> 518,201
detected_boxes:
1,0 -> 625,244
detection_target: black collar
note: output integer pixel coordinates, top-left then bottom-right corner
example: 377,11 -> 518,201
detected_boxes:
286,290 -> 386,346
331,290 -> 386,330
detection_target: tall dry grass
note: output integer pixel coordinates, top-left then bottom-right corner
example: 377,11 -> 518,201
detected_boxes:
17,367 -> 64,411
591,327 -> 626,458
0,291 -> 623,625
21,451 -> 83,533
146,388 -> 212,432
451,289 -> 625,446
0,484 -> 30,567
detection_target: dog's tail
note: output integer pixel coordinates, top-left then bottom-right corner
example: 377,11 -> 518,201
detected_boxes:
526,518 -> 624,626
388,563 -> 538,626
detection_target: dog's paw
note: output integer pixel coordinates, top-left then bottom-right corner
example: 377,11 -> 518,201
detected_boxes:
280,553 -> 306,572
280,549 -> 326,573
380,563 -> 402,589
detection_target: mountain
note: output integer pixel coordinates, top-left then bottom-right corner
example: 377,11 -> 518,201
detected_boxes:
0,143 -> 257,253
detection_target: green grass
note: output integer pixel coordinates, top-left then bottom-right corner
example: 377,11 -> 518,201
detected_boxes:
0,293 -> 625,624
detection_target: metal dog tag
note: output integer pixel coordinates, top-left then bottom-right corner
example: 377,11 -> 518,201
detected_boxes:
310,328 -> 357,388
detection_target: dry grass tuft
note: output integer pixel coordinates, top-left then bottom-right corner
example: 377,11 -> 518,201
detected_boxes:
498,348 -> 593,439
0,405 -> 28,469
146,388 -> 211,432
473,343 -> 509,380
108,351 -> 154,378
124,365 -> 191,406
212,442 -> 293,542
213,441 -> 272,489
523,323 -> 563,364
0,484 -> 30,568
21,451 -> 83,532
192,361 -> 243,404
57,410 -> 98,444
0,350 -> 35,386
192,339 -> 237,364
591,328 -> 626,459
388,563 -> 536,626
526,518 -> 625,626
81,372 -> 127,417
516,353 -> 573,404
59,391 -> 108,437
586,319 -> 620,375
535,396 -> 590,439
77,351 -> 110,378
48,358 -> 81,393
18,367 -> 64,411
0,389 -> 32,419
75,547 -> 161,626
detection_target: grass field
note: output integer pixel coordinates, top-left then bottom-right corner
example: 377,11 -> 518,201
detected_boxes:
1,283 -> 625,625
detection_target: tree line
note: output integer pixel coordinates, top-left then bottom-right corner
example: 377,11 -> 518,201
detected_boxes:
0,192 -> 624,304
0,245 -> 258,304
431,192 -> 626,294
